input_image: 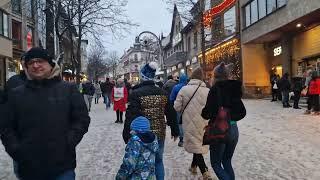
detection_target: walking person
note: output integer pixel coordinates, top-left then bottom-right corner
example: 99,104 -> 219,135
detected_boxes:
94,81 -> 102,104
270,72 -> 278,101
82,80 -> 95,111
174,68 -> 213,180
280,73 -> 291,108
163,75 -> 178,129
116,116 -> 159,180
202,62 -> 246,180
112,79 -> 128,123
0,47 -> 90,180
305,71 -> 320,115
170,74 -> 188,147
123,62 -> 179,180
100,77 -> 114,109
276,75 -> 282,101
292,76 -> 303,109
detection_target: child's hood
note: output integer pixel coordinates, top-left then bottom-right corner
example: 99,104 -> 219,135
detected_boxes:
136,132 -> 159,153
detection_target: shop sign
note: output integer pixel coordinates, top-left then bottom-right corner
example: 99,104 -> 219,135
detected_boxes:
273,46 -> 282,56
178,63 -> 183,69
192,57 -> 198,64
186,60 -> 191,66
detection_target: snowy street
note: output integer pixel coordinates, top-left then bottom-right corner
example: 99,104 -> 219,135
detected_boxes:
1,99 -> 320,180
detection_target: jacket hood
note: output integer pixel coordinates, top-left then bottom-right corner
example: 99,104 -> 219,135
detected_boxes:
214,80 -> 242,98
135,132 -> 158,153
188,79 -> 206,87
179,74 -> 188,84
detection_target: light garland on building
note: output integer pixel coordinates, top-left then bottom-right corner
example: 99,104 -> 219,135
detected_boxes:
203,0 -> 236,27
198,38 -> 241,79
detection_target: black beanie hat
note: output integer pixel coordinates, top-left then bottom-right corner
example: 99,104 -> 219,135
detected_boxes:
24,47 -> 54,67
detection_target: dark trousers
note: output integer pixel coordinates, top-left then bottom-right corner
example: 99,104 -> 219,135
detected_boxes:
293,91 -> 301,108
210,124 -> 239,180
272,89 -> 278,101
116,110 -> 123,122
308,95 -> 320,111
282,91 -> 290,107
191,154 -> 208,174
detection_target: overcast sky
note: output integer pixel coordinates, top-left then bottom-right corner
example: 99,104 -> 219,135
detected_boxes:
102,0 -> 172,55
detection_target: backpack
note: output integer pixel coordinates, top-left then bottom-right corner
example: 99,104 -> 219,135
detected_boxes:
203,87 -> 231,145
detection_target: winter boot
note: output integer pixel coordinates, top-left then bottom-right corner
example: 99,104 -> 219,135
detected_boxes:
178,141 -> 183,147
115,120 -> 119,123
188,166 -> 197,175
202,171 -> 214,180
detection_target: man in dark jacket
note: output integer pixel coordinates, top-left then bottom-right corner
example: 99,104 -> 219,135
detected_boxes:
0,47 -> 90,180
123,62 -> 179,180
280,73 -> 291,108
162,75 -> 178,128
100,77 -> 114,108
81,80 -> 95,111
292,76 -> 303,109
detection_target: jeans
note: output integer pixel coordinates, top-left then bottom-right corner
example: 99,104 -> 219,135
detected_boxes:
210,124 -> 239,180
191,154 -> 208,174
155,139 -> 165,180
271,89 -> 278,101
177,113 -> 184,141
282,91 -> 290,106
84,95 -> 93,111
104,93 -> 111,108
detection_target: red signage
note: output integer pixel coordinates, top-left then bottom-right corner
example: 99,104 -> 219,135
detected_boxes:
27,32 -> 33,50
203,0 -> 236,27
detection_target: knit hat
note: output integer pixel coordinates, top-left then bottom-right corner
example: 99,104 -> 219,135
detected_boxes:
130,116 -> 151,133
191,67 -> 204,80
140,62 -> 158,81
213,62 -> 234,81
24,47 -> 54,67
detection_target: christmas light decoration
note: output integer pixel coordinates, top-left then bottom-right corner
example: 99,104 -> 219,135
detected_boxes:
198,38 -> 241,79
203,0 -> 236,27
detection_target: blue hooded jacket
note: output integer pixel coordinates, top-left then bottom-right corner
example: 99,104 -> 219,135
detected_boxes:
170,74 -> 188,102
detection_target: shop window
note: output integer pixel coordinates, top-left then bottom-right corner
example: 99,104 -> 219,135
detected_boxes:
267,0 -> 276,14
250,0 -> 258,23
11,0 -> 22,15
258,0 -> 267,19
224,6 -> 236,37
212,15 -> 222,42
12,20 -> 22,50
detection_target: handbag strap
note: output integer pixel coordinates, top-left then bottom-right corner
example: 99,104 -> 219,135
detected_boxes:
181,83 -> 201,116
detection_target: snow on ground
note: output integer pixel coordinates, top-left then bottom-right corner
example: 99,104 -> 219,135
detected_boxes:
1,100 -> 319,180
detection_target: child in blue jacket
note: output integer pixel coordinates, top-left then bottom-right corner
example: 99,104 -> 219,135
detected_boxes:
116,116 -> 159,180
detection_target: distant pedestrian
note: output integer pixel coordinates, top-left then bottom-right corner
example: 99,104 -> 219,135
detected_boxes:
94,81 -> 102,104
82,80 -> 95,111
1,47 -> 90,180
202,62 -> 246,180
280,73 -> 291,108
100,77 -> 114,109
163,75 -> 178,128
270,72 -> 278,101
174,68 -> 213,180
170,73 -> 188,147
123,62 -> 179,180
305,71 -> 320,115
116,116 -> 158,180
276,75 -> 282,101
291,76 -> 303,109
112,79 -> 128,123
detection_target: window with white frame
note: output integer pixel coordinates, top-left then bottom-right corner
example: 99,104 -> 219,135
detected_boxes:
0,11 -> 9,37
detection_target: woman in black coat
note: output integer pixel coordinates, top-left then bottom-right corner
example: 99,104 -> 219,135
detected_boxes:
202,62 -> 246,180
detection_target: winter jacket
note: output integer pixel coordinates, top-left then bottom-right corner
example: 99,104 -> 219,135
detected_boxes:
82,82 -> 95,96
308,78 -> 320,95
94,83 -> 102,95
116,132 -> 158,180
174,79 -> 209,154
112,87 -> 128,112
1,72 -> 27,103
155,81 -> 164,89
279,75 -> 291,92
100,81 -> 114,94
202,80 -> 246,122
292,77 -> 303,92
163,79 -> 178,128
0,68 -> 90,179
170,74 -> 188,103
123,80 -> 179,144
163,79 -> 178,95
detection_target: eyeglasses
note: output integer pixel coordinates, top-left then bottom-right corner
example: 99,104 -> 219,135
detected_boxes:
26,59 -> 48,66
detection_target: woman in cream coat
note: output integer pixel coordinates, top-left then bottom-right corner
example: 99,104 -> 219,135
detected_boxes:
174,67 -> 213,180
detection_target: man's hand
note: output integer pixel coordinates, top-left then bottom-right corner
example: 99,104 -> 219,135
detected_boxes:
171,136 -> 178,142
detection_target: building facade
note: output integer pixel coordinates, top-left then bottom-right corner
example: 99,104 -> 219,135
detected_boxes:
240,0 -> 320,95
